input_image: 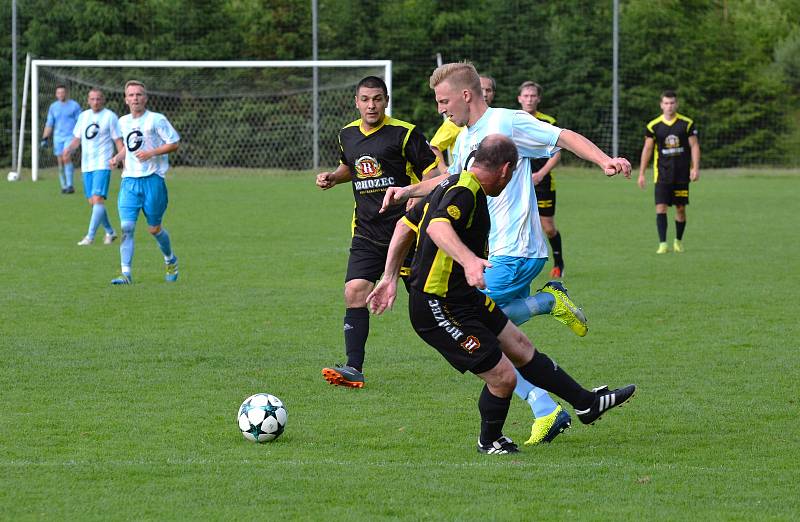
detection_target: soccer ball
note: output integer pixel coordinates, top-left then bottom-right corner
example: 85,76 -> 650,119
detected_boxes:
237,393 -> 287,443
7,171 -> 19,182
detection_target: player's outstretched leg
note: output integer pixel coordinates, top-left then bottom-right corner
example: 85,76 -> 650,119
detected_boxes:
538,281 -> 587,337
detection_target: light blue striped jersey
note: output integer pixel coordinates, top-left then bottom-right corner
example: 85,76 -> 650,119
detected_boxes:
449,107 -> 562,259
119,110 -> 180,179
72,108 -> 121,172
45,99 -> 82,141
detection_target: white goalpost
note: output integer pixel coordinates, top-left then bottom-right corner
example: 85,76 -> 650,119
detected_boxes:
29,59 -> 392,181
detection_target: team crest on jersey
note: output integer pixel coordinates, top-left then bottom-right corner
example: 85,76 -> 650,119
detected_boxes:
85,122 -> 99,140
460,335 -> 481,354
355,155 -> 382,179
447,205 -> 461,220
662,134 -> 684,155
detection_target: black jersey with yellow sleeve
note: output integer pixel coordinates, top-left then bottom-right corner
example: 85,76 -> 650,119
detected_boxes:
402,171 -> 490,299
339,115 -> 438,244
530,111 -> 557,175
645,113 -> 697,184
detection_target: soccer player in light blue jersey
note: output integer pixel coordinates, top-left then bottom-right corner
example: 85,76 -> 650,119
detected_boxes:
42,85 -> 82,194
382,62 -> 631,445
63,88 -> 124,246
109,80 -> 180,285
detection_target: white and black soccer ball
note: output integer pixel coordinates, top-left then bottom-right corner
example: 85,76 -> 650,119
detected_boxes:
7,171 -> 19,182
237,393 -> 287,443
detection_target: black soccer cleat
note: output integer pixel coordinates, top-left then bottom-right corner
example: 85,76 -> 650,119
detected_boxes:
477,435 -> 520,455
576,384 -> 636,425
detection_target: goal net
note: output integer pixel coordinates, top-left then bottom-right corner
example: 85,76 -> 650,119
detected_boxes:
30,60 -> 392,180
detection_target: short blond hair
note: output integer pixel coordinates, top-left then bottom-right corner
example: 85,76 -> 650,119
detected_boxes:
429,62 -> 482,95
124,80 -> 146,94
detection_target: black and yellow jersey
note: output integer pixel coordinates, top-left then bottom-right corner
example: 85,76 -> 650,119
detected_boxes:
645,113 -> 697,184
402,171 -> 490,299
339,115 -> 438,244
530,111 -> 557,187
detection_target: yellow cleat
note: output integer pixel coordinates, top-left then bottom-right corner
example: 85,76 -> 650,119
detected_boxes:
673,239 -> 684,253
540,281 -> 588,337
656,242 -> 669,254
525,404 -> 572,445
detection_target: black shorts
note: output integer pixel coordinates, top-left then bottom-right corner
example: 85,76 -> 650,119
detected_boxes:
408,288 -> 507,374
345,235 -> 411,283
535,174 -> 556,217
655,183 -> 689,206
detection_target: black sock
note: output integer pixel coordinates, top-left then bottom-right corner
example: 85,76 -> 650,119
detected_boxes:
517,351 -> 595,410
344,307 -> 369,372
675,220 -> 686,240
549,231 -> 564,269
656,213 -> 667,242
478,385 -> 511,445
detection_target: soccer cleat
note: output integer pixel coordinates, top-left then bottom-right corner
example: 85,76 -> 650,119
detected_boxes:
477,436 -> 519,455
539,280 -> 588,337
656,242 -> 669,254
321,364 -> 365,388
673,239 -> 684,253
111,273 -> 133,285
165,256 -> 179,282
549,265 -> 563,278
524,404 -> 572,445
576,384 -> 636,425
65,186 -> 75,194
77,236 -> 94,246
103,232 -> 118,245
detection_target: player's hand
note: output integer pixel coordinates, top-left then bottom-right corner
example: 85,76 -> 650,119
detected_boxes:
464,257 -> 492,290
366,279 -> 398,315
61,150 -> 71,163
316,172 -> 337,190
602,157 -> 632,178
637,174 -> 646,189
690,168 -> 699,182
109,154 -> 124,168
380,186 -> 409,213
134,150 -> 154,162
532,170 -> 545,185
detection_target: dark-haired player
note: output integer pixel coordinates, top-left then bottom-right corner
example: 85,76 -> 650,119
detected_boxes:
638,90 -> 701,253
315,76 -> 439,388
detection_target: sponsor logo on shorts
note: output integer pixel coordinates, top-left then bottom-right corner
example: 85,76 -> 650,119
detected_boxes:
460,335 -> 481,353
427,299 -> 464,341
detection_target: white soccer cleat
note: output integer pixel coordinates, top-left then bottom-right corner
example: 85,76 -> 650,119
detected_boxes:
77,236 -> 94,246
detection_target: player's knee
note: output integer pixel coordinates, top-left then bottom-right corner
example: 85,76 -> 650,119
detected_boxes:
90,196 -> 104,205
490,359 -> 517,396
148,224 -> 162,235
344,280 -> 370,307
121,221 -> 136,238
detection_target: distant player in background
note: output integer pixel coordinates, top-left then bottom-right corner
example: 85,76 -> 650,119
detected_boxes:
638,90 -> 701,254
62,88 -> 124,246
316,76 -> 439,388
109,80 -> 181,285
518,81 -> 564,278
42,85 -> 81,194
430,74 -> 496,175
382,62 -> 632,445
368,133 -> 636,454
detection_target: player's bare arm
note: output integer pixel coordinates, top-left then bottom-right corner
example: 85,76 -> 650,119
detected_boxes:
638,137 -> 655,189
380,174 -> 445,213
431,147 -> 449,175
315,162 -> 351,190
427,220 -> 492,290
366,220 -> 416,315
689,135 -> 701,181
135,142 -> 179,162
557,129 -> 631,178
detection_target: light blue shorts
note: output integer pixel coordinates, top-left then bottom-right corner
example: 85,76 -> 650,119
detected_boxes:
118,174 -> 168,226
482,256 -> 547,308
53,136 -> 70,156
82,169 -> 112,199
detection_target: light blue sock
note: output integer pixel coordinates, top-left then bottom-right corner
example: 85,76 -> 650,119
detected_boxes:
502,292 -> 555,326
101,207 -> 114,235
87,204 -> 106,240
64,163 -> 74,187
120,221 -> 136,273
514,369 -> 558,418
58,165 -> 66,189
153,228 -> 173,260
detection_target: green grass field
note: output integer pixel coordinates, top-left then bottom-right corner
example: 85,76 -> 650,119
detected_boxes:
1,167 -> 798,520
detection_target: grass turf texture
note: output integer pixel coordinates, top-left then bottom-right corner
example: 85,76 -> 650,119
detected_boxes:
1,167 -> 797,520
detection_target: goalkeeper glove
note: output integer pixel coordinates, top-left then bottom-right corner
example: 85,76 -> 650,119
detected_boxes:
40,138 -> 49,148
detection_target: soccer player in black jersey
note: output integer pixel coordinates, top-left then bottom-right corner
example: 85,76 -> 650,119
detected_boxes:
315,76 -> 439,388
638,90 -> 701,254
519,81 -> 565,277
367,134 -> 636,454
